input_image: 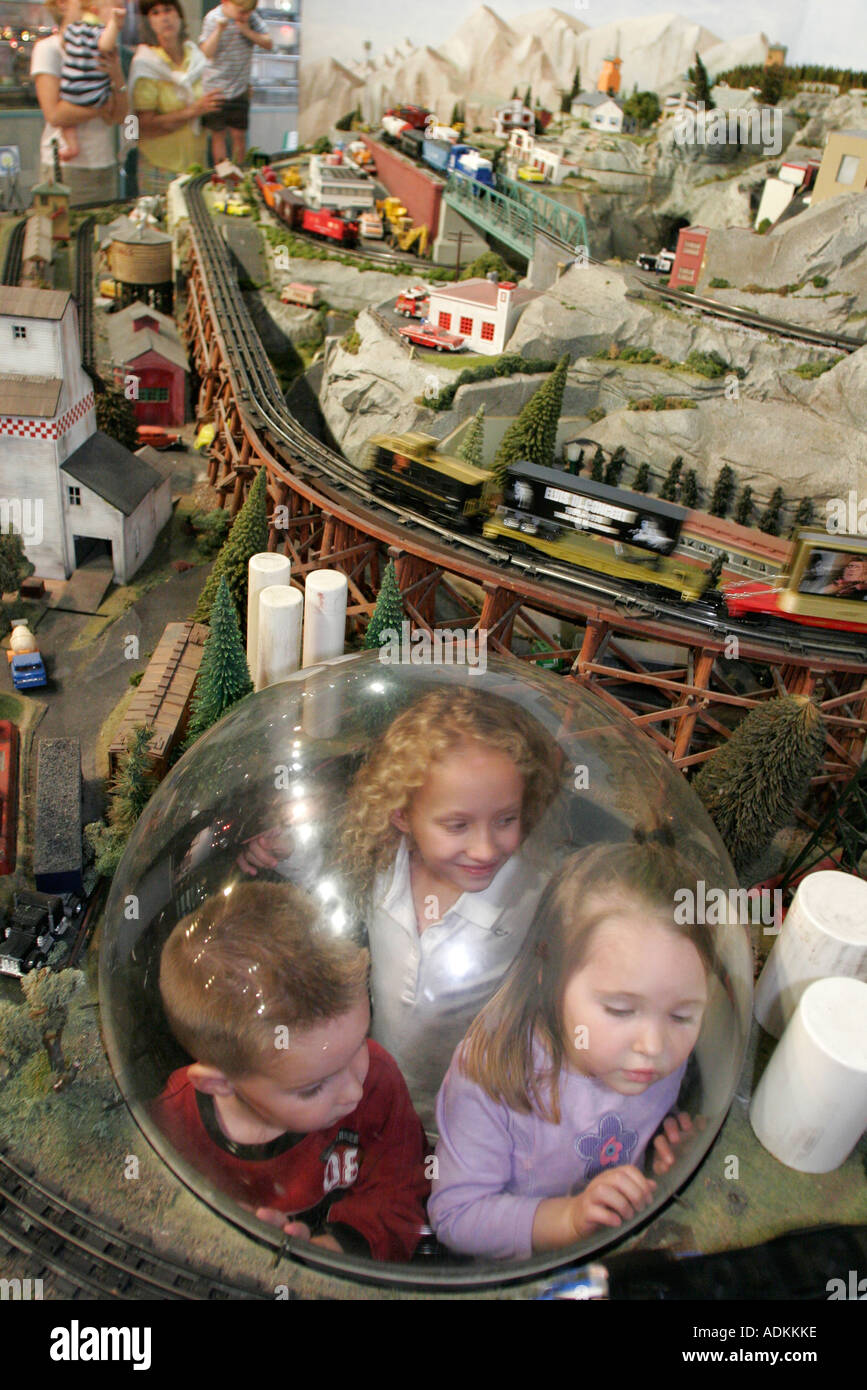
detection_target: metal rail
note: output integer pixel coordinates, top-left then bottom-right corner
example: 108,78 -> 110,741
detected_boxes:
74,216 -> 95,374
1,218 -> 26,285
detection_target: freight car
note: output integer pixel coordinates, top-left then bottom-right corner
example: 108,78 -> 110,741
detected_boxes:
270,187 -> 359,247
678,510 -> 792,583
0,719 -> 19,877
34,737 -> 84,899
108,621 -> 208,781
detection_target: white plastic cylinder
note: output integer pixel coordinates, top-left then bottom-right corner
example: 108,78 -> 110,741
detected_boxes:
754,870 -> 867,1037
247,553 -> 291,689
749,977 -> 867,1172
302,570 -> 347,668
256,586 -> 302,689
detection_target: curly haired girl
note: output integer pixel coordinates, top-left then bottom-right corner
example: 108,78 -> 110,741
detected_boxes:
341,687 -> 562,1132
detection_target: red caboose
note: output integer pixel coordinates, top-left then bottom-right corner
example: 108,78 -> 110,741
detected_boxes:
301,206 -> 358,246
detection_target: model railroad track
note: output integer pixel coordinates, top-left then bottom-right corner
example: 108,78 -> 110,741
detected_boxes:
66,878 -> 108,969
636,278 -> 863,356
75,216 -> 96,374
186,174 -> 867,666
0,1149 -> 269,1299
2,218 -> 26,286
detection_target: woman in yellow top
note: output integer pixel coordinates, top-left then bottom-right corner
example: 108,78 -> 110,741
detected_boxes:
129,0 -> 224,193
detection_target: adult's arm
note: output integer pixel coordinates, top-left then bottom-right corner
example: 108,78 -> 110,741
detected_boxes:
34,72 -> 108,127
99,49 -> 129,125
134,86 -> 223,136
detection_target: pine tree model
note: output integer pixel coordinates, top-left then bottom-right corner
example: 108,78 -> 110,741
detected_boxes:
458,406 -> 486,469
604,445 -> 627,487
193,467 -> 269,635
734,485 -> 754,526
709,464 -> 736,517
660,456 -> 683,501
363,560 -> 405,650
694,695 -> 826,874
186,576 -> 254,747
688,51 -> 714,108
491,354 -> 570,486
590,445 -> 605,482
108,725 -> 157,838
632,462 -> 651,493
789,496 -> 814,538
680,469 -> 699,508
759,487 -> 785,535
702,551 -> 726,592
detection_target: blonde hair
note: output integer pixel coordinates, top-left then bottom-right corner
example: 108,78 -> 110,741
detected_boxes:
159,881 -> 369,1078
459,840 -> 717,1124
341,688 -> 561,897
43,0 -> 64,23
233,0 -> 259,12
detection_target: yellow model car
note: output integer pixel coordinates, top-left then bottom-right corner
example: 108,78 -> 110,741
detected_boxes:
517,164 -> 546,183
215,193 -> 252,216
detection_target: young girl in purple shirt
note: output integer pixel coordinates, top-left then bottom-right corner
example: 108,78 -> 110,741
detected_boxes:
429,840 -> 718,1259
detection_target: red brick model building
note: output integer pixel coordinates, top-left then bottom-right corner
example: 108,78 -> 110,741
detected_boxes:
669,225 -> 710,289
107,301 -> 188,427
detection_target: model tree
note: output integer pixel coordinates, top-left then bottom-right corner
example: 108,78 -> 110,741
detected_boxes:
590,445 -> 605,481
604,445 -> 627,486
0,529 -> 34,618
109,724 -> 157,837
759,65 -> 785,105
523,86 -> 533,108
759,487 -> 785,535
21,967 -> 85,1083
680,468 -> 699,508
458,406 -> 486,468
694,695 -> 826,873
688,52 -> 714,108
622,90 -> 661,128
734,484 -> 754,526
660,455 -> 683,501
363,560 -> 404,650
193,467 -> 269,635
702,551 -> 727,593
95,383 -> 138,452
491,354 -> 570,486
789,496 -> 814,537
186,576 -> 253,747
632,461 -> 652,493
0,1000 -> 40,1079
709,464 -> 736,517
570,65 -> 582,101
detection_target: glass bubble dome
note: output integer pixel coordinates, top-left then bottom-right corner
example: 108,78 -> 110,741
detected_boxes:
100,653 -> 752,1290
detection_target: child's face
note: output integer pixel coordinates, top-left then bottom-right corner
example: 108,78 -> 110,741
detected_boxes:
228,995 -> 370,1134
562,915 -> 707,1096
393,742 -> 524,897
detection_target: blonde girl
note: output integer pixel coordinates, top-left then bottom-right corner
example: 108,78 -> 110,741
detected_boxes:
429,840 -> 717,1258
341,687 -> 562,1132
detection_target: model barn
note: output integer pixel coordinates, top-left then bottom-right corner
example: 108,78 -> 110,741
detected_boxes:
107,301 -> 188,428
0,286 -> 172,583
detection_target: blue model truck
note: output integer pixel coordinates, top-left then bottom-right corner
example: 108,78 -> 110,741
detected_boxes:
7,619 -> 47,691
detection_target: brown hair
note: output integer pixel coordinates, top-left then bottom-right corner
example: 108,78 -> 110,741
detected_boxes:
159,881 -> 369,1078
138,0 -> 187,45
459,841 -> 718,1124
340,688 -> 562,897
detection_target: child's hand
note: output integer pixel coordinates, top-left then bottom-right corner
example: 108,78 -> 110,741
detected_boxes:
255,1209 -> 342,1251
236,825 -> 295,874
651,1111 -> 705,1175
568,1165 -> 657,1237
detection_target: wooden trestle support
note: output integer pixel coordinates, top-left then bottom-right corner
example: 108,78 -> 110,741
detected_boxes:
182,256 -> 867,789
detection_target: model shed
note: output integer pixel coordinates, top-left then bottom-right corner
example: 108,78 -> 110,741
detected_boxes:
108,621 -> 209,780
107,300 -> 188,428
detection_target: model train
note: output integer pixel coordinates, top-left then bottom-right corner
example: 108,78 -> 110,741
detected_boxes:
255,170 -> 360,246
363,433 -> 867,636
395,128 -> 496,188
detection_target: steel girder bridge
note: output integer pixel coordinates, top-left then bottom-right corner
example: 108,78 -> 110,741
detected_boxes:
442,173 -> 588,258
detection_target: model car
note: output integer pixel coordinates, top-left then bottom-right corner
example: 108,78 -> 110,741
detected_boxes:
395,287 -> 430,318
0,890 -> 79,977
517,165 -> 546,182
398,320 -> 465,352
215,193 -> 252,216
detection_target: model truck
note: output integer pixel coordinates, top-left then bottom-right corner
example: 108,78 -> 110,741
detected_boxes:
636,249 -> 675,274
395,286 -> 430,318
0,889 -> 78,977
7,619 -> 46,691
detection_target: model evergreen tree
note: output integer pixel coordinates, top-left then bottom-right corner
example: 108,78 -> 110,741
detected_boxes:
688,52 -> 714,108
734,485 -> 754,526
0,528 -> 33,604
491,354 -> 570,486
186,576 -> 253,747
193,467 -> 269,635
604,445 -> 627,487
95,383 -> 139,452
702,551 -> 726,592
590,445 -> 605,482
363,561 -> 404,650
569,65 -> 582,100
680,468 -> 699,508
21,967 -> 85,1080
632,461 -> 651,493
458,406 -> 486,468
709,463 -> 736,517
108,725 -> 157,837
759,487 -> 785,535
659,455 -> 684,501
789,496 -> 814,537
694,695 -> 826,873
759,65 -> 785,105
523,86 -> 533,108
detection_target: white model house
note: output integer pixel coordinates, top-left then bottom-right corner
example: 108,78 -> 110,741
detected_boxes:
0,286 -> 171,583
306,155 -> 375,212
426,278 -> 540,356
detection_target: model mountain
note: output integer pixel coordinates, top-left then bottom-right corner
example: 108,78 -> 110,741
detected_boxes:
299,7 -> 771,139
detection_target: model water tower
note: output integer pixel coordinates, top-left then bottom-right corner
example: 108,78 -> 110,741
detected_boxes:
103,216 -> 173,312
597,55 -> 622,96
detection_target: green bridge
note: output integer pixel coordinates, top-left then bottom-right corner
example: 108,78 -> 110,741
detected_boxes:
442,173 -> 588,260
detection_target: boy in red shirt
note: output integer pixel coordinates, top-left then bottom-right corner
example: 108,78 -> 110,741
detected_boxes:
153,881 -> 429,1261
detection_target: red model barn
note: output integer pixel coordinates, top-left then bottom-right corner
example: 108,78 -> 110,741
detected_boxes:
106,300 -> 188,427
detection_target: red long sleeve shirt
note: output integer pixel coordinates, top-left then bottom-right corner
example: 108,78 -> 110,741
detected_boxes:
152,1041 -> 430,1262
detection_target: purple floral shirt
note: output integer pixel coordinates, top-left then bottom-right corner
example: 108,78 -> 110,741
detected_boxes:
429,1041 -> 686,1259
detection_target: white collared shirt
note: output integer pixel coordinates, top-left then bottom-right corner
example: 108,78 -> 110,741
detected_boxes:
368,839 -> 549,1132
